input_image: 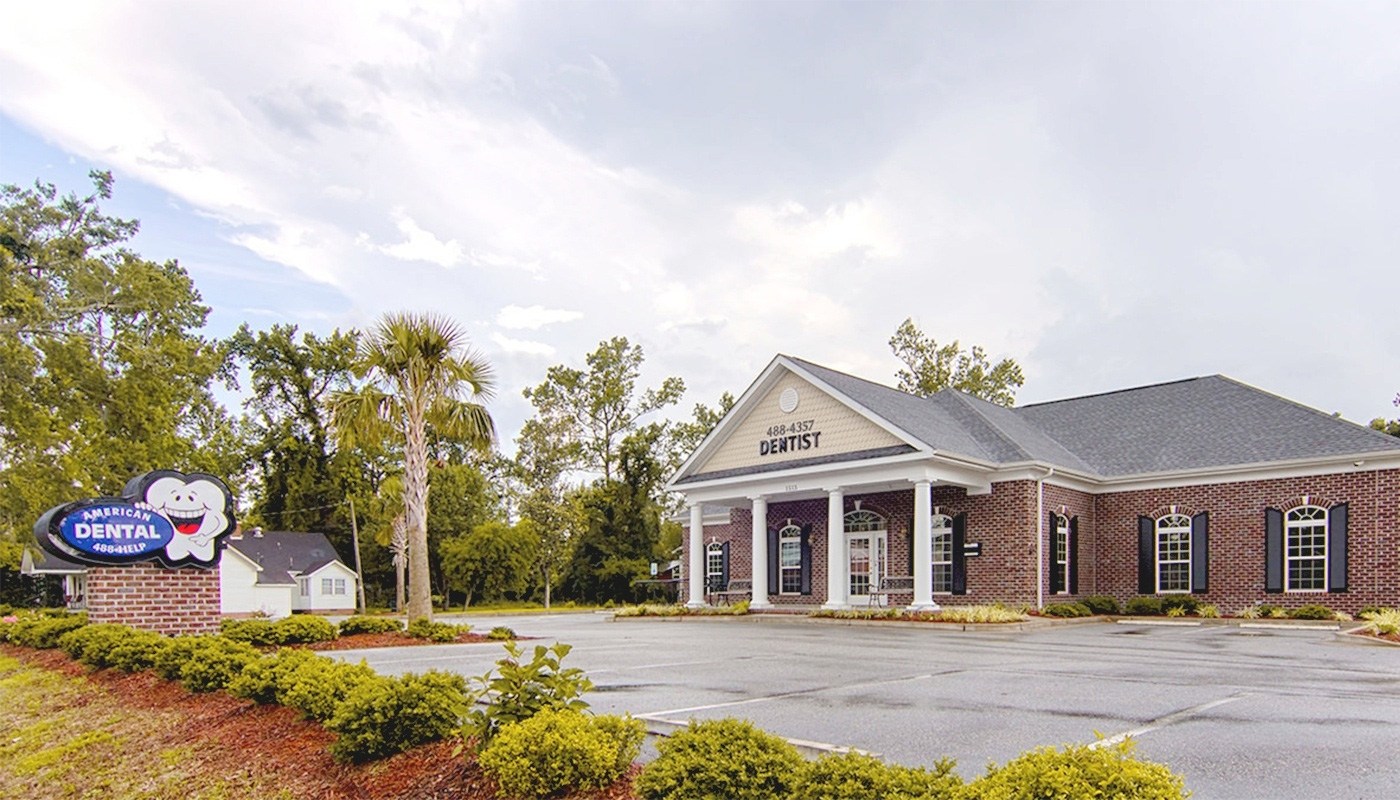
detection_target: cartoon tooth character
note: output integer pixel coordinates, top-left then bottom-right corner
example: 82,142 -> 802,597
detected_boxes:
138,475 -> 233,565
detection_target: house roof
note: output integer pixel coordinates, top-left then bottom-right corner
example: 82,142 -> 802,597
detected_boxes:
680,356 -> 1400,484
21,547 -> 87,575
225,531 -> 350,586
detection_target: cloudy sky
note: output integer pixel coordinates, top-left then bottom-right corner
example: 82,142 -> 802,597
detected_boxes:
3,1 -> 1397,449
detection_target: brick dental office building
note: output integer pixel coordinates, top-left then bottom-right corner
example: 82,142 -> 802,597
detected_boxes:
669,356 -> 1400,614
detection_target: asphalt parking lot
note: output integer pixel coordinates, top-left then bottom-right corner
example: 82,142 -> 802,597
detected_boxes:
330,613 -> 1400,799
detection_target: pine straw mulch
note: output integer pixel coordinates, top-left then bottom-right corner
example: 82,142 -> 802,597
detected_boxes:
0,645 -> 638,800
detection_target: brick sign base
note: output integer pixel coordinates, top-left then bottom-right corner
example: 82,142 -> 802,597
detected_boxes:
86,562 -> 222,635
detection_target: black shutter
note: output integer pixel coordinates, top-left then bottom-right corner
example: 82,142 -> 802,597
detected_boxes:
1328,503 -> 1349,593
908,516 -> 916,576
1190,512 -> 1209,594
1049,511 -> 1064,594
1068,517 -> 1079,595
1264,508 -> 1284,593
951,513 -> 968,595
720,541 -> 730,589
767,528 -> 779,596
1137,516 -> 1155,594
799,524 -> 813,595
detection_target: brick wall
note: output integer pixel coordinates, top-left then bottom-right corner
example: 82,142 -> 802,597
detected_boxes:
1094,468 -> 1400,615
682,467 -> 1398,614
86,562 -> 222,635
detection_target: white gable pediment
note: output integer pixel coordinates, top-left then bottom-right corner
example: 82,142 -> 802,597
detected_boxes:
675,358 -> 915,482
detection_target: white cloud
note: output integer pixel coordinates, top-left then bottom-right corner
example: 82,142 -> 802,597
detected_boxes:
362,209 -> 464,268
496,304 -> 583,330
490,332 -> 555,356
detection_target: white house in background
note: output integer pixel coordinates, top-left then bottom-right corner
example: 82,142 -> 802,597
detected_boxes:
20,547 -> 88,609
220,529 -> 358,617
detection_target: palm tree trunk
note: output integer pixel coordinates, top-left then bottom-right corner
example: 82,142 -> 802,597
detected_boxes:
392,513 -> 408,613
404,402 -> 433,621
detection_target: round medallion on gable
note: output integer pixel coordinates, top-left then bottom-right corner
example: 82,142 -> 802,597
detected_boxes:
779,387 -> 799,414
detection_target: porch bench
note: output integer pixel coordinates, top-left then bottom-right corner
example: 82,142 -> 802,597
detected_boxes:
867,575 -> 914,607
709,579 -> 752,606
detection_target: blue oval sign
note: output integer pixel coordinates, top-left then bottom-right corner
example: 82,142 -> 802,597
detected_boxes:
56,503 -> 174,560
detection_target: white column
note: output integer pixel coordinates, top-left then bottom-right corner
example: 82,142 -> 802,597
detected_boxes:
687,503 -> 705,608
822,488 -> 848,609
749,496 -> 772,609
909,480 -> 940,611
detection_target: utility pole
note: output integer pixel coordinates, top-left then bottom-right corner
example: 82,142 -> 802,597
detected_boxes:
349,496 -> 367,614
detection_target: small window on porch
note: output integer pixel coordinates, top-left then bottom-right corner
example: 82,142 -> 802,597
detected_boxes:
931,513 -> 953,594
778,524 -> 802,594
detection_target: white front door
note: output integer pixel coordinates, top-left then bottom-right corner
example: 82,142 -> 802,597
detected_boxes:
847,531 -> 886,598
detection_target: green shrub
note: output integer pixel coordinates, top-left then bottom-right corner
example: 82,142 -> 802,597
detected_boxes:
790,751 -> 962,800
407,617 -> 468,642
1357,604 -> 1388,618
1041,602 -> 1092,618
327,670 -> 468,762
1123,597 -> 1164,616
272,614 -> 338,644
478,709 -> 644,799
464,642 -> 593,746
1165,606 -> 1187,618
338,615 -> 404,636
1195,604 -> 1220,618
1288,604 -> 1334,621
964,739 -> 1187,800
1081,595 -> 1121,615
634,718 -> 803,800
107,628 -> 167,672
1268,606 -> 1289,619
178,636 -> 262,692
1159,595 -> 1198,615
58,624 -> 136,668
6,612 -> 87,648
228,647 -> 324,704
279,657 -> 380,722
488,626 -> 517,641
220,618 -> 279,646
933,605 -> 1027,624
152,636 -> 206,681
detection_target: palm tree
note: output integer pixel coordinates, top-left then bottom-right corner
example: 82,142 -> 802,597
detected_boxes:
332,312 -> 495,621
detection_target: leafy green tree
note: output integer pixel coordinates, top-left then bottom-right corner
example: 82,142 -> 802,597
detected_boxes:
563,429 -> 668,603
440,519 -> 538,607
522,337 -> 684,481
426,461 -> 504,600
331,313 -> 496,622
229,324 -> 364,528
667,391 -> 737,470
888,317 -> 1025,406
511,416 -> 583,609
0,171 -> 241,567
1371,393 -> 1400,437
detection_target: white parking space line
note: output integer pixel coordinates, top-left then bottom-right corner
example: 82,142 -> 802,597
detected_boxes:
641,669 -> 959,717
590,655 -> 782,675
1089,693 -> 1246,749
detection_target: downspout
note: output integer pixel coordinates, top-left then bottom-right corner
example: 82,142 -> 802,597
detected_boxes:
1036,466 -> 1055,610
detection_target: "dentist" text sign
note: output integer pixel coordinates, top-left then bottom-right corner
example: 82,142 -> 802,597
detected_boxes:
35,470 -> 237,569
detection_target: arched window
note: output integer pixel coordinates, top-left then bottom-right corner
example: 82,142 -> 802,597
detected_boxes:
778,523 -> 802,594
705,542 -> 725,592
931,514 -> 953,594
1285,506 -> 1328,591
844,509 -> 885,532
1156,514 -> 1192,593
1053,514 -> 1071,594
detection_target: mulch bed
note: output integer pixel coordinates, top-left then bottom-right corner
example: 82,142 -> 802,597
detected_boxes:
1,644 -> 635,800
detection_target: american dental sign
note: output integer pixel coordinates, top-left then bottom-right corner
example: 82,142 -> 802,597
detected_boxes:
34,470 -> 237,569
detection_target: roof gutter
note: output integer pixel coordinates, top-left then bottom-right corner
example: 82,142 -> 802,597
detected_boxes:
1036,466 -> 1054,610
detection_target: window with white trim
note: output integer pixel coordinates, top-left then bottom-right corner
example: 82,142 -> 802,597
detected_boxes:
321,577 -> 347,596
298,578 -> 309,597
778,524 -> 802,594
1155,514 -> 1191,593
706,543 -> 724,590
1286,506 -> 1327,591
1053,514 -> 1070,594
931,514 -> 953,594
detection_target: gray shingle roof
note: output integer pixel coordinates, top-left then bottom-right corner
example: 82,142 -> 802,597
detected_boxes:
1016,375 -> 1400,476
226,531 -> 347,586
751,358 -> 1400,480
